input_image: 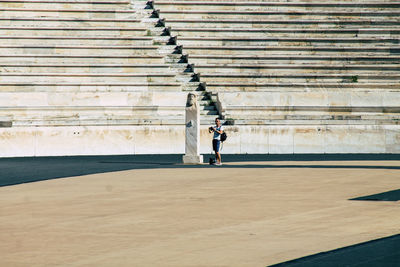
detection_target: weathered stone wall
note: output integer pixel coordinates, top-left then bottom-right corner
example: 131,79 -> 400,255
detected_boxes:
1,125 -> 398,157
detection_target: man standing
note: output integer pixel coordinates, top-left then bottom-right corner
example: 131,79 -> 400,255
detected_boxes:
209,118 -> 223,165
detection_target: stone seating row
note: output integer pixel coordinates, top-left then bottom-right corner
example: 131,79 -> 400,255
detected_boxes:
165,19 -> 400,29
0,26 -> 149,36
201,73 -> 400,83
0,18 -> 144,27
0,0 -> 131,9
171,28 -> 400,38
217,91 -> 400,125
0,91 -> 218,126
0,9 -> 139,19
154,1 -> 400,10
160,11 -> 400,21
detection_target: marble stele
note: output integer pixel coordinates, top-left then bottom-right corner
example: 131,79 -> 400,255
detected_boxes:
183,93 -> 203,164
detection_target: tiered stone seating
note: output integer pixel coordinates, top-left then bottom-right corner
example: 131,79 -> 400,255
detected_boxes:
154,0 -> 400,125
0,0 -> 218,127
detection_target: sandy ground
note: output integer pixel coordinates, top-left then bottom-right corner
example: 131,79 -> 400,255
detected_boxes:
0,161 -> 399,266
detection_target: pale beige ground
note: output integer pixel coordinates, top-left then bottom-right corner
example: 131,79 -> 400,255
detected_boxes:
1,161 -> 399,267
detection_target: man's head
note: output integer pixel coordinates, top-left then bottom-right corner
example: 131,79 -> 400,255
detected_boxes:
215,118 -> 221,126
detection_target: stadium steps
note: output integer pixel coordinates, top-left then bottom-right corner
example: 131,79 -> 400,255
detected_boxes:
0,0 -> 216,126
0,26 -> 149,36
153,1 -> 400,12
0,0 -> 132,10
152,0 -> 400,124
171,28 -> 400,38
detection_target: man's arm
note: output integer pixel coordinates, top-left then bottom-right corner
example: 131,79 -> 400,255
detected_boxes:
213,127 -> 223,134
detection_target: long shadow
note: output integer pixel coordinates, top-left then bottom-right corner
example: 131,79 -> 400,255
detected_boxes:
268,234 -> 400,267
0,154 -> 399,187
350,189 -> 400,202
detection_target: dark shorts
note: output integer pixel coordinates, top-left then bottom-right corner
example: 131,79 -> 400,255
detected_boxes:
213,139 -> 221,152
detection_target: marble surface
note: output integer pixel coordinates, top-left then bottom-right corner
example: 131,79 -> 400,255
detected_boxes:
0,124 -> 399,157
183,93 -> 203,164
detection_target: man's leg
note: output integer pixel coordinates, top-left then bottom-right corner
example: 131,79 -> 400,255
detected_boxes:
215,140 -> 221,164
216,151 -> 221,164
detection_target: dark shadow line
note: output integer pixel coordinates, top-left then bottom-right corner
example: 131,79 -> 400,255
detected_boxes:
169,164 -> 400,170
99,161 -> 173,165
268,234 -> 400,267
349,189 -> 400,202
1,154 -> 399,187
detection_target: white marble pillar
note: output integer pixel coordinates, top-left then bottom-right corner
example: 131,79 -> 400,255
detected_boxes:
183,93 -> 203,164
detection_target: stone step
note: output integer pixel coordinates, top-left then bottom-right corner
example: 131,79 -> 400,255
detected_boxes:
200,110 -> 219,115
0,106 -> 186,126
0,73 -> 176,83
200,105 -> 217,111
230,118 -> 400,126
205,83 -> 400,92
188,55 -> 400,65
194,64 -> 400,74
0,55 -> 165,64
0,92 -> 194,106
160,10 -> 400,21
201,73 -> 400,83
0,17 -> 145,27
171,28 -> 400,38
224,109 -> 400,121
154,1 -> 400,12
225,109 -> 400,118
0,8 -> 139,19
0,36 -> 164,46
0,0 -> 131,10
198,100 -> 212,106
227,112 -> 400,120
0,45 -> 163,56
0,83 -> 183,92
0,26 -> 148,36
10,118 -> 189,127
165,19 -> 400,29
182,45 -> 400,55
177,37 -> 400,47
217,91 -> 400,108
0,64 -> 175,73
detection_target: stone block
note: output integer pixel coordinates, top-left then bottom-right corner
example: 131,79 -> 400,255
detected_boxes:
239,126 -> 269,154
385,126 -> 400,153
34,126 -> 135,156
291,92 -> 328,107
327,92 -> 352,106
325,125 -> 386,153
351,91 -> 383,107
0,127 -> 36,157
383,92 -> 400,107
269,126 -> 294,154
294,126 -> 326,153
182,155 -> 203,164
134,126 -> 184,154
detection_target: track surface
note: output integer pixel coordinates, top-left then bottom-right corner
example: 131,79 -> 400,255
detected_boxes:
1,155 -> 399,266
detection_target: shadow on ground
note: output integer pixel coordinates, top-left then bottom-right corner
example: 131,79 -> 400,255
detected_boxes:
350,189 -> 400,202
1,154 -> 399,266
0,154 -> 399,187
269,234 -> 400,267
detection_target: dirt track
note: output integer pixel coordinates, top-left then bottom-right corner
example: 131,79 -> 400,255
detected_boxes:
1,161 -> 399,266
